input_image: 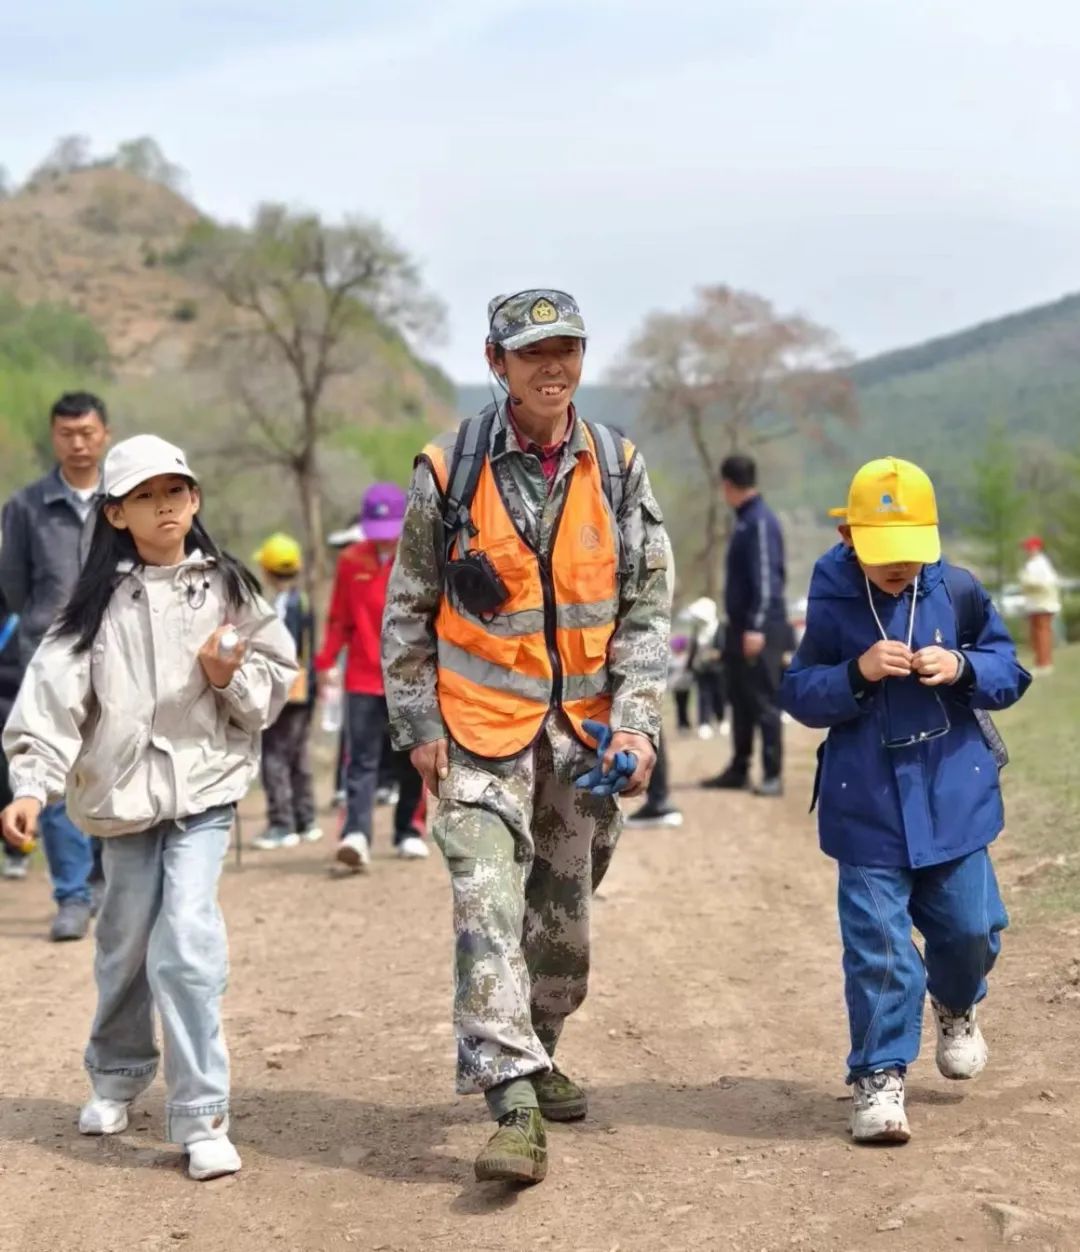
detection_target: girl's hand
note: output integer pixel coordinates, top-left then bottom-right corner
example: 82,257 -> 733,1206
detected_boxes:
199,624 -> 247,689
1,798 -> 42,852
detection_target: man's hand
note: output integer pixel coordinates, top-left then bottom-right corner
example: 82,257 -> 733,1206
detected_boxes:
858,641 -> 913,682
605,730 -> 656,799
411,737 -> 449,797
199,624 -> 247,690
1,797 -> 42,852
912,646 -> 960,687
743,631 -> 766,660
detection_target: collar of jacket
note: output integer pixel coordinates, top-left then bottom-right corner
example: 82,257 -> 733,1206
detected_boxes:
489,400 -> 592,466
735,492 -> 764,519
116,549 -> 218,582
41,465 -> 104,507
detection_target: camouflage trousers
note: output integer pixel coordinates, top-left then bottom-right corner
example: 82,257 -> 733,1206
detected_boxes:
431,712 -> 621,1095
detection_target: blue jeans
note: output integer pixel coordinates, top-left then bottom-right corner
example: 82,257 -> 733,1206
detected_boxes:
41,802 -> 96,905
838,848 -> 1008,1080
84,807 -> 233,1146
345,693 -> 423,844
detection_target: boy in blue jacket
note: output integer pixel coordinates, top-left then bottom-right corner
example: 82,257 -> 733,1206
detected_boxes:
780,457 -> 1030,1144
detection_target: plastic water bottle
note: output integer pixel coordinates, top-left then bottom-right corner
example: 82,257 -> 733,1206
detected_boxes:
218,628 -> 241,660
320,670 -> 343,734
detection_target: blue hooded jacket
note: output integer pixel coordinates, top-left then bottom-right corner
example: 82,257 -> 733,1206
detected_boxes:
779,544 -> 1030,869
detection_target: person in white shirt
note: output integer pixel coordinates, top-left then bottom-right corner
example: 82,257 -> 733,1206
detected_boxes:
1018,536 -> 1061,675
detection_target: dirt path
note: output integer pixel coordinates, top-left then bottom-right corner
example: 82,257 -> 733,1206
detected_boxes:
2,729 -> 1079,1252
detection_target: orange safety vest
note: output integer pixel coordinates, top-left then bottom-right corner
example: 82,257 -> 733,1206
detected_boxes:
422,424 -> 629,759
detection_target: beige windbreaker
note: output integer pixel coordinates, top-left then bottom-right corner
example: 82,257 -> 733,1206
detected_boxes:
3,552 -> 298,837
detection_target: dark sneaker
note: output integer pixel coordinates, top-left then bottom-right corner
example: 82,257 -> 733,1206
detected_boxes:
50,900 -> 91,942
533,1067 -> 588,1122
624,802 -> 684,829
701,769 -> 749,791
474,1108 -> 547,1184
753,777 -> 784,798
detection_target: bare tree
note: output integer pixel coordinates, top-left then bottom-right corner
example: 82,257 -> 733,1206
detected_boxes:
616,285 -> 857,598
30,134 -> 92,181
188,203 -> 444,605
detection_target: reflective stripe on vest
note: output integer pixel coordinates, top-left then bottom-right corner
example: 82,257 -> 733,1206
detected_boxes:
423,425 -> 627,758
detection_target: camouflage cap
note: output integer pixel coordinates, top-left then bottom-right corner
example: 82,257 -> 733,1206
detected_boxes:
486,289 -> 587,351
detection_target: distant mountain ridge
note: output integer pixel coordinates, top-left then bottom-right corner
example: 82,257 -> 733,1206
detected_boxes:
458,289 -> 1080,512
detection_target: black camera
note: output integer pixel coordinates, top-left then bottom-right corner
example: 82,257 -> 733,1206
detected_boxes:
445,551 -> 510,617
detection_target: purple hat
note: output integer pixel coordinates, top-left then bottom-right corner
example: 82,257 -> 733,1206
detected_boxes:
360,482 -> 407,542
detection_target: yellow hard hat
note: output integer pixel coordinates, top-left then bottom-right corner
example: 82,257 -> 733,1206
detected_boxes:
255,532 -> 303,575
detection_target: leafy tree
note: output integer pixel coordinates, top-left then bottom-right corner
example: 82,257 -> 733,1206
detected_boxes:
966,423 -> 1029,592
185,203 -> 444,603
111,137 -> 186,192
615,285 -> 856,598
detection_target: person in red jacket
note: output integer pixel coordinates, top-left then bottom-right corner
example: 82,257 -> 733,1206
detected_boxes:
315,484 -> 427,872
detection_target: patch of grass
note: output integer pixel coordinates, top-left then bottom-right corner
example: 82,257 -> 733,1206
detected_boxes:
996,644 -> 1080,917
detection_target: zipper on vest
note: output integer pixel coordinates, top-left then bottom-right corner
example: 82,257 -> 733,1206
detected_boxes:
538,551 -> 563,706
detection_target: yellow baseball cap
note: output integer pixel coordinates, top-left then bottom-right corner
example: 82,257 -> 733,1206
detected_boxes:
829,456 -> 941,566
254,532 -> 303,575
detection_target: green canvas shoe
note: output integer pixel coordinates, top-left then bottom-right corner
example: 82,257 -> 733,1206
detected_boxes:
474,1108 -> 548,1184
533,1067 -> 588,1122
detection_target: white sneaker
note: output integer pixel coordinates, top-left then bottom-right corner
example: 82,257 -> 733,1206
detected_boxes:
79,1096 -> 130,1136
251,827 -> 300,850
718,720 -> 731,736
850,1070 -> 910,1143
298,825 -> 325,844
336,832 -> 371,872
187,1135 -> 242,1181
396,835 -> 429,860
697,724 -> 715,741
2,854 -> 28,880
932,1000 -> 988,1079
374,784 -> 400,806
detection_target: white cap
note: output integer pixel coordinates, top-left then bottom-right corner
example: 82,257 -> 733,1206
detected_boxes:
103,435 -> 198,499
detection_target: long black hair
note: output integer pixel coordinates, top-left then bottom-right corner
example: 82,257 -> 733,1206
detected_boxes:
56,500 -> 261,654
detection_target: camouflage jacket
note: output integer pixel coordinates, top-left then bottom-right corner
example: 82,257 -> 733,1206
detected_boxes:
382,402 -> 673,759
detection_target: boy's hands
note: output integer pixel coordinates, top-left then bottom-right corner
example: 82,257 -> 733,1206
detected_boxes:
1,797 -> 42,851
858,641 -> 913,682
912,646 -> 960,687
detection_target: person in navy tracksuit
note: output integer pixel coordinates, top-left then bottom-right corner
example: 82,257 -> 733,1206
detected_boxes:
704,454 -> 788,796
780,456 -> 1030,1145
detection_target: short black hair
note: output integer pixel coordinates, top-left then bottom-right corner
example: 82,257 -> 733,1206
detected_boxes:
720,454 -> 756,489
50,391 -> 108,426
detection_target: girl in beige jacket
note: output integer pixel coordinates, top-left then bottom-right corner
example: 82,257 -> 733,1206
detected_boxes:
1,435 -> 297,1181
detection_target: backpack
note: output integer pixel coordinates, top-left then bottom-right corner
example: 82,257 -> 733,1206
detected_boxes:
438,404 -> 629,557
943,564 -> 1009,770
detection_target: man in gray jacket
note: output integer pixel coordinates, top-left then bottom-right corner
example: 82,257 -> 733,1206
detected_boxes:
0,392 -> 110,940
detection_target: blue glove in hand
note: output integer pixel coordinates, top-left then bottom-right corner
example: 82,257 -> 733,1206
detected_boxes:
575,720 -> 637,795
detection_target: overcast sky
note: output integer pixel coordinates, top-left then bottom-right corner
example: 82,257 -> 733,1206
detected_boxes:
5,0 -> 1080,381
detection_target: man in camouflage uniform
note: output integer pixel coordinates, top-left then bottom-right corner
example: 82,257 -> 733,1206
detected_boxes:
382,289 -> 672,1184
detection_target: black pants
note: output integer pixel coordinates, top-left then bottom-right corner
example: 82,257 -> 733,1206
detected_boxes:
345,693 -> 423,844
262,704 -> 316,831
724,625 -> 785,781
646,731 -> 671,806
696,668 -> 726,726
673,690 -> 692,730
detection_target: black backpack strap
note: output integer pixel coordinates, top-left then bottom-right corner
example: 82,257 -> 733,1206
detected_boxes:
441,404 -> 498,557
585,420 -> 627,517
943,563 -> 983,647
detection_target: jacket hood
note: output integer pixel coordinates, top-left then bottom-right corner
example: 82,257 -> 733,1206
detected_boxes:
808,543 -> 945,603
